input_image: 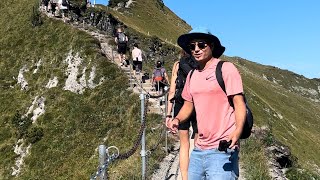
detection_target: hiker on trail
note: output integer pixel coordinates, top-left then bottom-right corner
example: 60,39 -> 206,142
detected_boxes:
166,50 -> 199,180
167,27 -> 246,179
152,61 -> 169,94
42,0 -> 50,12
131,43 -> 143,75
115,27 -> 128,66
58,0 -> 68,22
48,0 -> 57,16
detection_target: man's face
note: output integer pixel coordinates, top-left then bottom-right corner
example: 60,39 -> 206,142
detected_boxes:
189,39 -> 213,62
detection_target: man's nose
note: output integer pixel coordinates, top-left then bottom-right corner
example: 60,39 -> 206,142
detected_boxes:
194,44 -> 201,52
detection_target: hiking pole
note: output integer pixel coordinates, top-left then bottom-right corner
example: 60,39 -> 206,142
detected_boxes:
164,86 -> 168,155
140,93 -> 146,180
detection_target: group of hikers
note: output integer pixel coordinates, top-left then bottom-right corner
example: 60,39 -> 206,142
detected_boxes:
41,1 -> 247,177
40,0 -> 74,21
40,0 -> 112,27
114,27 -> 170,93
115,26 -> 247,179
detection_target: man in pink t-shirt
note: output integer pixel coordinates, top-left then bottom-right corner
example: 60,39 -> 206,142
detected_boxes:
167,27 -> 247,180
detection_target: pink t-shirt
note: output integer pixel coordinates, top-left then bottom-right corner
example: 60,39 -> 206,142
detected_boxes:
182,58 -> 243,150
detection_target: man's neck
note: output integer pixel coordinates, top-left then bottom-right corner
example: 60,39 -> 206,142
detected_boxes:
198,57 -> 214,70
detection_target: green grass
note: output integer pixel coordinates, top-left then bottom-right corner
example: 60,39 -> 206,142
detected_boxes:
101,0 -> 191,45
240,138 -> 271,180
1,0 -> 320,179
286,167 -> 320,180
0,0 -> 166,179
223,56 -> 320,177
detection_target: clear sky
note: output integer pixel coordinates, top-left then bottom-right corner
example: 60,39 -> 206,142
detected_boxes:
97,0 -> 320,78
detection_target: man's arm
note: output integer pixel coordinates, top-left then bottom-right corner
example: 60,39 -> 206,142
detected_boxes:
228,94 -> 246,147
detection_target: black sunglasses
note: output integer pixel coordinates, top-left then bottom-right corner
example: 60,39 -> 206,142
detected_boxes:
188,41 -> 208,51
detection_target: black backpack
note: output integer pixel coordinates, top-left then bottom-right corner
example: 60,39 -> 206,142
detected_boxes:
62,0 -> 68,6
190,61 -> 253,139
172,56 -> 198,104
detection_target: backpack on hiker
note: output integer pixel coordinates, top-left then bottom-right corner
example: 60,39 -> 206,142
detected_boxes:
172,56 -> 198,104
117,32 -> 126,44
190,61 -> 253,139
216,61 -> 253,139
153,67 -> 165,82
62,0 -> 68,6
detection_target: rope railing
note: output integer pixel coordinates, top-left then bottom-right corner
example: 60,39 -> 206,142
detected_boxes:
88,59 -> 171,179
90,90 -> 172,180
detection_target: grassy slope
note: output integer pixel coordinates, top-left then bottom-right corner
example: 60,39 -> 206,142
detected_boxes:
105,0 -> 191,45
1,0 -> 320,178
0,0 -> 164,179
224,56 -> 320,175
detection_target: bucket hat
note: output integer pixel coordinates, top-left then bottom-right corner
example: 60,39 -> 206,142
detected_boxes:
177,27 -> 225,58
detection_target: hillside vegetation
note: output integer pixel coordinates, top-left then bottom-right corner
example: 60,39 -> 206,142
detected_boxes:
225,56 -> 320,178
1,0 -> 320,179
0,0 -> 165,179
105,0 -> 191,45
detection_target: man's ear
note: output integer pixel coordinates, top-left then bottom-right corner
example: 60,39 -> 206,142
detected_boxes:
209,42 -> 214,49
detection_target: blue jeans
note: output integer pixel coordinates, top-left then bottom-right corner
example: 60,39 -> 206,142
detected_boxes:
188,147 -> 239,180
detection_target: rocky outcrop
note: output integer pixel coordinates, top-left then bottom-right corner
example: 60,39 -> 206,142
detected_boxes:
253,126 -> 294,179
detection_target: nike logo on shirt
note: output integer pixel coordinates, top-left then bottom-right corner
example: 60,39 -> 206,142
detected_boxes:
206,76 -> 215,80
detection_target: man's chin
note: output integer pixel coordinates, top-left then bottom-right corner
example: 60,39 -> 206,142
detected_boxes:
195,57 -> 204,62
193,56 -> 202,61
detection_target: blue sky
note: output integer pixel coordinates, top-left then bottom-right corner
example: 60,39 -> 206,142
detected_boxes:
96,0 -> 320,78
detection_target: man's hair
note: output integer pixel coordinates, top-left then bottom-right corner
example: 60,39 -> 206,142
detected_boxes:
133,43 -> 138,48
156,60 -> 162,67
117,27 -> 123,32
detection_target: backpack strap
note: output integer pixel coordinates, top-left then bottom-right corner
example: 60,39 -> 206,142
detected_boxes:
216,61 -> 226,93
189,69 -> 195,82
216,61 -> 234,107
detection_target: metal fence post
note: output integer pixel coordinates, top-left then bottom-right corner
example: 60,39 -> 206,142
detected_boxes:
164,86 -> 168,155
111,48 -> 114,63
157,81 -> 160,95
140,93 -> 146,180
99,145 -> 107,180
129,60 -> 133,88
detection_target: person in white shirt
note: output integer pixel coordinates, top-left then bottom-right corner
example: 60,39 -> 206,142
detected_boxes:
131,43 -> 143,75
58,0 -> 68,22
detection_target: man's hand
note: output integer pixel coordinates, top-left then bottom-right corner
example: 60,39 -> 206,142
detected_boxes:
168,118 -> 179,134
227,128 -> 242,148
165,116 -> 172,127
